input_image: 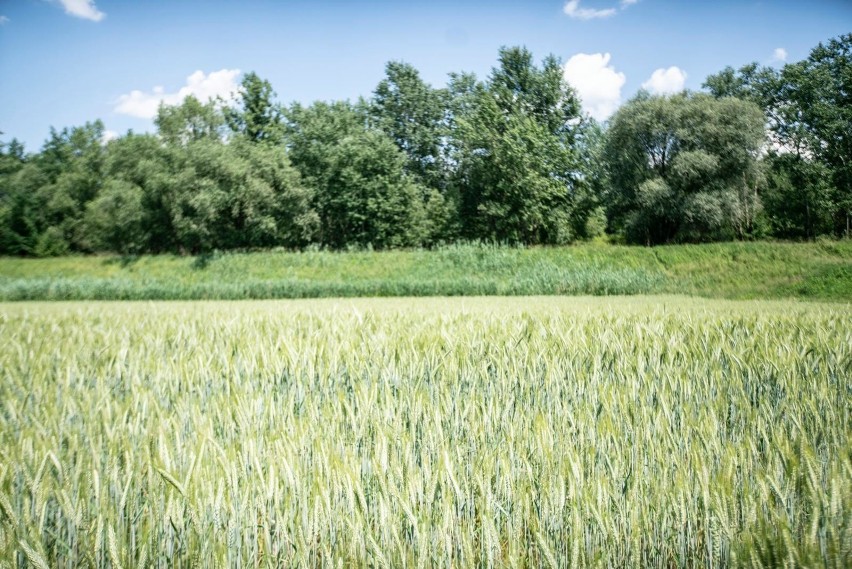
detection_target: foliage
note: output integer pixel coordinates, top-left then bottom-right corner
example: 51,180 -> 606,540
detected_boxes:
372,61 -> 448,191
0,121 -> 107,255
102,133 -> 177,253
704,33 -> 852,237
572,119 -> 609,240
763,153 -> 834,239
316,130 -> 425,248
1,36 -> 850,255
0,138 -> 25,179
166,138 -> 315,252
605,92 -> 765,244
82,179 -> 147,254
0,164 -> 46,255
225,71 -> 285,145
287,99 -> 457,248
155,95 -> 226,146
784,34 -> 852,235
453,47 -> 583,244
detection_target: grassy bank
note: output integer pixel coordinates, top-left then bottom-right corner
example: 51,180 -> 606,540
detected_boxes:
0,240 -> 849,301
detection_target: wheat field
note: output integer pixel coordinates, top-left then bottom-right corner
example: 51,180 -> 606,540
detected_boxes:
0,297 -> 850,567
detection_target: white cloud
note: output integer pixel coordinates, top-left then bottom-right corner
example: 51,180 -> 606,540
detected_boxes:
563,52 -> 626,120
114,69 -> 242,119
642,66 -> 687,95
0,15 -> 9,25
56,0 -> 105,22
620,0 -> 638,6
773,47 -> 788,62
101,130 -> 119,144
563,0 -> 617,20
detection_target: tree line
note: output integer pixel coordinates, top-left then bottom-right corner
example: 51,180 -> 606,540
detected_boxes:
0,34 -> 849,256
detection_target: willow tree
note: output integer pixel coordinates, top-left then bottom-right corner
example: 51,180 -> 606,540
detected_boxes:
605,92 -> 765,244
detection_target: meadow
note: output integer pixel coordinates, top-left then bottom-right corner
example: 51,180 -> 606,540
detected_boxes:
0,240 -> 850,302
0,296 -> 849,567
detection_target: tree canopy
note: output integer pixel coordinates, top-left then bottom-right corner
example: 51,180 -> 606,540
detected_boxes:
604,92 -> 766,244
705,33 -> 852,238
1,36 -> 850,256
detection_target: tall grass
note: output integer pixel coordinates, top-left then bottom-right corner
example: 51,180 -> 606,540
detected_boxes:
0,240 -> 849,301
0,296 -> 849,566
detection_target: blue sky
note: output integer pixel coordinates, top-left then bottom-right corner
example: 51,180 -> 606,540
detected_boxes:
1,0 -> 850,150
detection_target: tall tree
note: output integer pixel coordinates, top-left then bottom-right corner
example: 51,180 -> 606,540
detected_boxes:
103,133 -> 176,252
453,47 -> 584,244
82,179 -> 147,254
572,118 -> 609,239
29,121 -> 107,254
371,61 -> 448,191
284,100 -> 366,212
226,72 -> 284,145
0,138 -> 26,180
605,92 -> 765,244
320,131 -> 428,249
161,138 -> 314,253
155,96 -> 226,146
762,153 -> 834,239
703,64 -> 800,151
0,163 -> 47,255
705,34 -> 852,237
286,100 -> 433,248
785,34 -> 852,235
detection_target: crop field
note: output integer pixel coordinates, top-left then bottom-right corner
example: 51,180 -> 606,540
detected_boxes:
0,296 -> 850,567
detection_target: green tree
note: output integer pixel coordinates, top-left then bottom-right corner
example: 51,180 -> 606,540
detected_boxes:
83,179 -> 147,254
285,100 -> 366,195
704,34 -> 852,237
286,100 -> 433,248
25,121 -> 107,254
572,118 -> 609,239
103,133 -> 176,252
703,63 -> 801,151
321,131 -> 428,248
453,47 -> 583,244
762,154 -> 834,239
155,96 -> 225,146
784,34 -> 852,235
226,72 -> 284,145
164,139 -> 315,253
234,139 -> 318,247
605,92 -> 765,244
372,61 -> 448,190
0,163 -> 48,255
0,138 -> 26,180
